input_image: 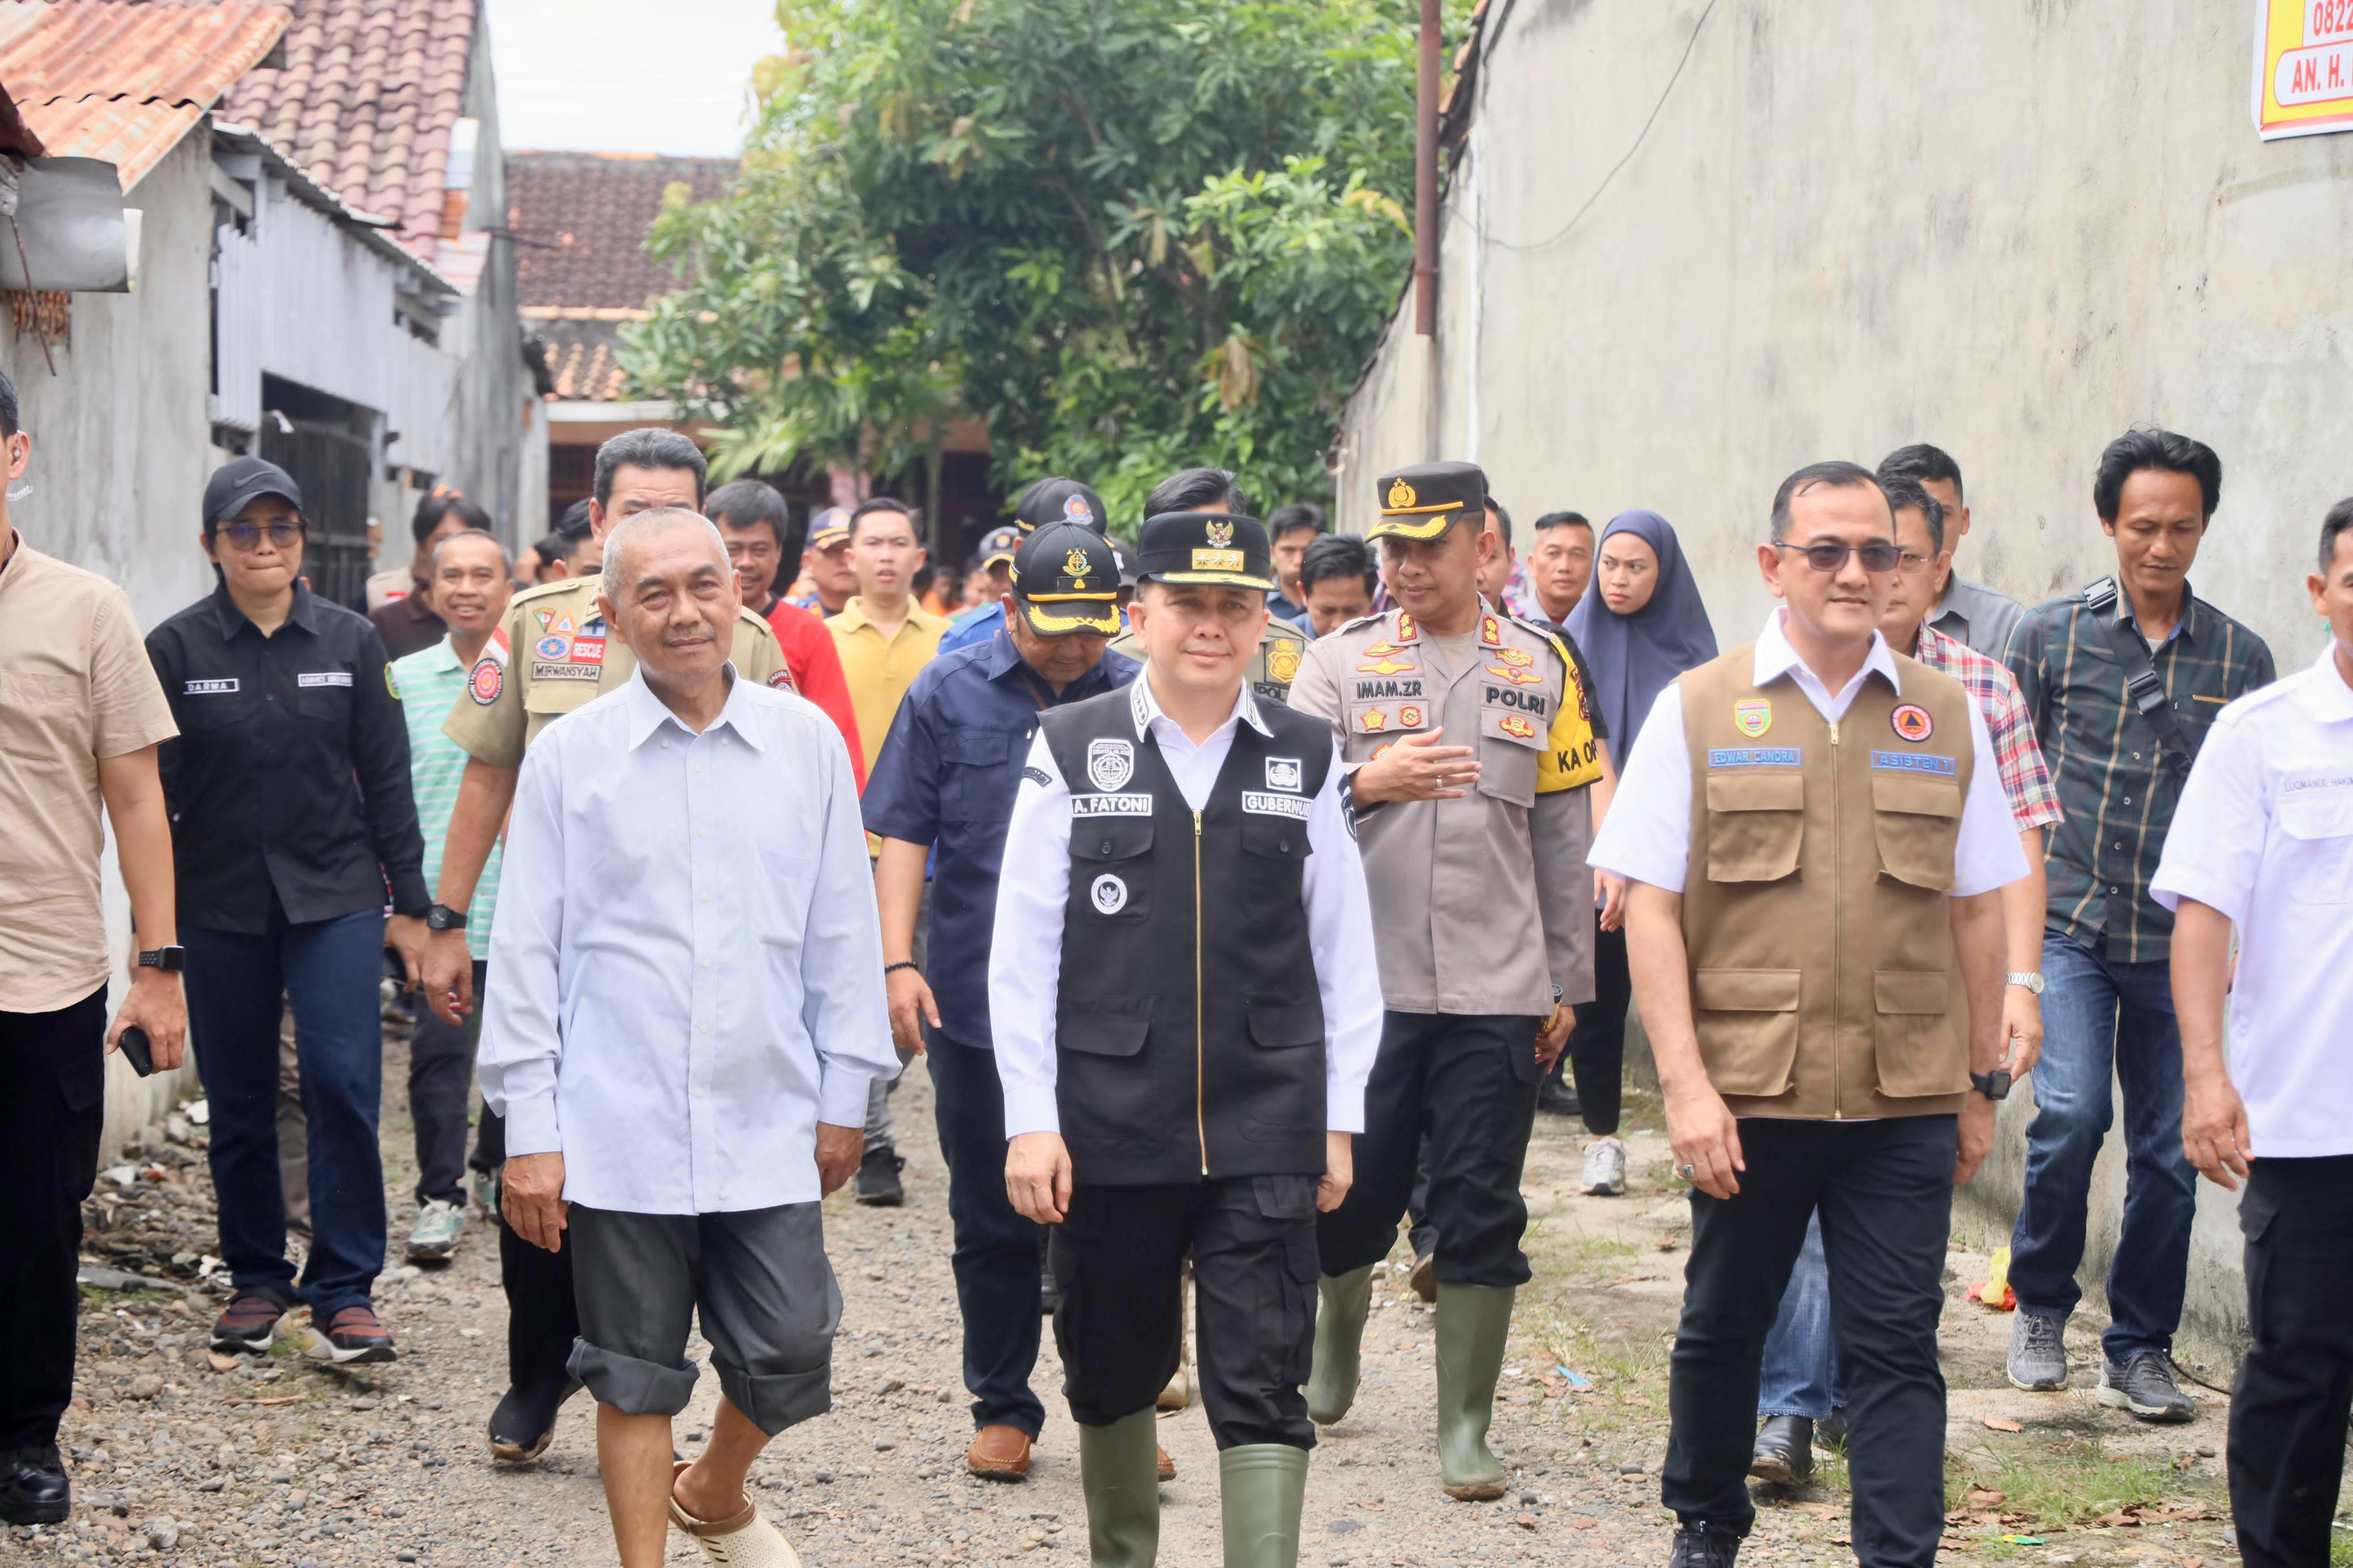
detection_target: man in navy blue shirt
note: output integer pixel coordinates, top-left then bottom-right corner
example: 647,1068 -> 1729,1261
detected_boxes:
864,516 -> 1138,1482
937,479 -> 1112,657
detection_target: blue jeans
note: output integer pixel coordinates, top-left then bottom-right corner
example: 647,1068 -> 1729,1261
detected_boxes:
2006,931 -> 2197,1362
1757,1211 -> 1846,1419
185,910 -> 389,1320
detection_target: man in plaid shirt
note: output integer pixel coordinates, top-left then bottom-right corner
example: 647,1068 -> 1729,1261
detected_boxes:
1747,474 -> 2063,1483
2001,430 -> 2274,1424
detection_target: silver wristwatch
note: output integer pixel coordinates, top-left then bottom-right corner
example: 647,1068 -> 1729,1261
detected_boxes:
2005,971 -> 2045,996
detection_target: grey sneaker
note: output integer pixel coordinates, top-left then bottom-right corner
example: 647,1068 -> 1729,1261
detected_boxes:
407,1197 -> 466,1261
2097,1352 -> 2195,1423
1581,1135 -> 1628,1196
2007,1312 -> 2068,1391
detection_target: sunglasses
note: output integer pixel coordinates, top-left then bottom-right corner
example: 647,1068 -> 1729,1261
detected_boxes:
218,520 -> 303,552
1773,540 -> 1901,574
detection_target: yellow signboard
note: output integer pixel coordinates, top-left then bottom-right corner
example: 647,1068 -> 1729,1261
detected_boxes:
2253,0 -> 2353,139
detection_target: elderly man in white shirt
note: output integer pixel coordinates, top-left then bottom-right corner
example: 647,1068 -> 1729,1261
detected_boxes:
2156,501 -> 2353,1568
482,506 -> 896,1568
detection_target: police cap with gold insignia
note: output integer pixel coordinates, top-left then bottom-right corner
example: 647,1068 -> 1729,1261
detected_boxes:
1015,477 -> 1109,536
1011,519 -> 1123,635
1367,459 -> 1485,542
976,524 -> 1024,570
1135,511 -> 1279,591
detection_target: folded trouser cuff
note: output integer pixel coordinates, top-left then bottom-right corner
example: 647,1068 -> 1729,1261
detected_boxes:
567,1336 -> 699,1417
714,1357 -> 833,1437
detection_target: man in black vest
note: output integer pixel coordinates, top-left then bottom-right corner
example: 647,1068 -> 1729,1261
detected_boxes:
990,511 -> 1382,1568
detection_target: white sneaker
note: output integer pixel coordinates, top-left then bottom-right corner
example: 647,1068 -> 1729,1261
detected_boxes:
1581,1136 -> 1627,1196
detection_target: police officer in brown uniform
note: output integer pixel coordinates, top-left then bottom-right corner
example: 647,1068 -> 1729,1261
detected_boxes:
1288,460 -> 1603,1502
417,429 -> 794,1464
1587,462 -> 2026,1568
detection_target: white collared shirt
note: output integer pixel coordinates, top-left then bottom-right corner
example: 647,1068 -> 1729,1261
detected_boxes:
1587,608 -> 2027,897
2152,643 -> 2353,1157
480,666 -> 898,1214
988,671 -> 1384,1140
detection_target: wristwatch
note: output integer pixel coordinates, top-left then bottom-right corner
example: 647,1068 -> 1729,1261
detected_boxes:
136,945 -> 185,973
1971,1069 -> 2013,1101
2004,971 -> 2045,996
426,903 -> 469,932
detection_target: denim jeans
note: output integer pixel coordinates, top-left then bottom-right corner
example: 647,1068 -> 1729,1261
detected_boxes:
1757,1210 -> 1846,1419
185,909 -> 389,1320
2006,931 -> 2197,1362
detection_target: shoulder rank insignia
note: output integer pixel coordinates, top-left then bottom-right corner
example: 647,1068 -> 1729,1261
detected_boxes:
1393,611 -> 1419,644
1479,613 -> 1503,647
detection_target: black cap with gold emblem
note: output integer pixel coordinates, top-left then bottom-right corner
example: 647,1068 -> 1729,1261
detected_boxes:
1366,459 -> 1485,542
1011,519 -> 1123,635
1134,510 -> 1278,591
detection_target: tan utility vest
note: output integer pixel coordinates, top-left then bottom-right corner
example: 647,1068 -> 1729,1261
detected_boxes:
1677,647 -> 1976,1120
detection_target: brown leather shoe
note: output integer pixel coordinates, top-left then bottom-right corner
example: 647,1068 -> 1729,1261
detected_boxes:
1156,1444 -> 1176,1483
966,1425 -> 1033,1480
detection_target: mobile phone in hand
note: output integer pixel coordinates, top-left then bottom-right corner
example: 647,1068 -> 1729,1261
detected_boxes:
118,1024 -> 155,1077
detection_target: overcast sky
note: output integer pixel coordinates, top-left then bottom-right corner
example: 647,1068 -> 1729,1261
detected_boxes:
484,0 -> 782,158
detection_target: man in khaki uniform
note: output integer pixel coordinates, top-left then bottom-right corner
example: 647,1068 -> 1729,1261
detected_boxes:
419,428 -> 789,1467
1588,460 -> 2023,1568
1291,459 -> 1602,1503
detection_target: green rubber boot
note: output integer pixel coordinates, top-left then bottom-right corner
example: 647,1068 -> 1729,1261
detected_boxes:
1433,1281 -> 1515,1500
1078,1408 -> 1162,1567
1218,1443 -> 1308,1568
1304,1264 -> 1376,1425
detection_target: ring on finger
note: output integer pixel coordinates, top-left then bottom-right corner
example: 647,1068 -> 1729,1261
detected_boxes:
1680,1162 -> 1696,1179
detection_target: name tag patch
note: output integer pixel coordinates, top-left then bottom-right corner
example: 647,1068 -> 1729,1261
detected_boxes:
532,661 -> 601,683
184,678 -> 239,695
1242,791 -> 1313,820
297,671 -> 352,688
1353,677 -> 1423,700
1072,793 -> 1153,817
1871,751 -> 1956,776
1708,747 -> 1801,768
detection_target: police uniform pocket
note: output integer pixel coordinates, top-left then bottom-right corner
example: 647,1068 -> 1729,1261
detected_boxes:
1070,817 -> 1153,923
1871,773 -> 1960,893
1476,707 -> 1541,807
1703,772 -> 1804,882
1872,970 -> 1967,1097
2278,789 -> 2353,906
1691,968 -> 1802,1097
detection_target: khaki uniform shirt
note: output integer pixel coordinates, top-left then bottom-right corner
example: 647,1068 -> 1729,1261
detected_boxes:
1290,608 -> 1602,1016
443,574 -> 788,769
1109,618 -> 1308,708
0,539 -> 179,1011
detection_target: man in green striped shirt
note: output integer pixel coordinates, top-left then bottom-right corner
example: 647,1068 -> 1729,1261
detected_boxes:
390,529 -> 513,1262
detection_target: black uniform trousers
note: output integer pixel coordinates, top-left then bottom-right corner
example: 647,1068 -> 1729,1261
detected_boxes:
0,987 -> 107,1449
1318,1011 -> 1542,1287
1555,916 -> 1631,1136
2228,1155 -> 2353,1568
473,1107 -> 582,1399
1664,1115 -> 1956,1568
1055,1175 -> 1320,1450
928,1028 -> 1046,1438
406,959 -> 487,1208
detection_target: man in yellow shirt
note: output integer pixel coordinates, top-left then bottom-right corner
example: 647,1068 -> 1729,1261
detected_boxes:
828,496 -> 951,1203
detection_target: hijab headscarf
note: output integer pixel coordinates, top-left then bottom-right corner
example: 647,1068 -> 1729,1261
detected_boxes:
1565,509 -> 1718,762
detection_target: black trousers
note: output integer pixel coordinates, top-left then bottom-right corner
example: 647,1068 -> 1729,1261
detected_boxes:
406,959 -> 486,1207
1056,1177 -> 1319,1450
2229,1155 -> 2353,1568
928,1031 -> 1046,1437
0,987 -> 107,1449
476,1108 -> 582,1395
1664,1116 -> 1956,1567
1318,1011 -> 1541,1287
1554,916 -> 1630,1136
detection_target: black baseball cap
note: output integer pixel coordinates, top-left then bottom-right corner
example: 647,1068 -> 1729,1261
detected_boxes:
1015,477 -> 1107,536
975,525 -> 1024,570
1367,459 -> 1484,542
203,456 -> 303,527
1011,520 -> 1122,635
1134,511 -> 1277,591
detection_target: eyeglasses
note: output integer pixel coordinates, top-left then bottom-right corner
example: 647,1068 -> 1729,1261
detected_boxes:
219,520 -> 302,551
1895,550 -> 1934,576
1773,541 -> 1902,574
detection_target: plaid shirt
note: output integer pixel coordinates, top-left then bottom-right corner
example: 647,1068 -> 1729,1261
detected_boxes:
2006,585 -> 2276,963
1912,624 -> 2062,833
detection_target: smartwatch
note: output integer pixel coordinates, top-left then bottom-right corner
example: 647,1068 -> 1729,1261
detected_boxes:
2004,971 -> 2045,996
1971,1069 -> 2012,1102
426,903 -> 469,932
136,945 -> 186,973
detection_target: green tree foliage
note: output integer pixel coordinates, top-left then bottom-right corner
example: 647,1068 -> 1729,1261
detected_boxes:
622,0 -> 1455,526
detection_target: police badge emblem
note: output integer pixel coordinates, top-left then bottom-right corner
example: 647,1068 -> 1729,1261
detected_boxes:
1087,738 -> 1135,791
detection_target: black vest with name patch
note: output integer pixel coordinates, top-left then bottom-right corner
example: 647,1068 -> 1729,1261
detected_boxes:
1042,686 -> 1333,1186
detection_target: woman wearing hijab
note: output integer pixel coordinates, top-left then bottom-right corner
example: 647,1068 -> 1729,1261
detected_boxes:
1557,510 -> 1717,1196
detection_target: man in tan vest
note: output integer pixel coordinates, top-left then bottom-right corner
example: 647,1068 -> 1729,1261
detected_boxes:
1589,462 -> 2026,1568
